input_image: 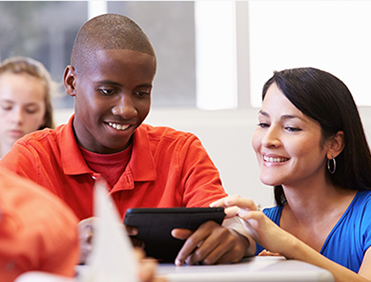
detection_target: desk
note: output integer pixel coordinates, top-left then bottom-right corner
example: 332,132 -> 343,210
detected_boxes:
157,256 -> 334,282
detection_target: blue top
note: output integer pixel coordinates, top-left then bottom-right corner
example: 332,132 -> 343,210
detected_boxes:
255,190 -> 371,272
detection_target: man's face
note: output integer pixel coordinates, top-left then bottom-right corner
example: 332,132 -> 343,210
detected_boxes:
65,49 -> 156,154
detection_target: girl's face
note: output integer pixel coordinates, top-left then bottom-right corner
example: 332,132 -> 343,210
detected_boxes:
252,83 -> 329,188
0,72 -> 46,147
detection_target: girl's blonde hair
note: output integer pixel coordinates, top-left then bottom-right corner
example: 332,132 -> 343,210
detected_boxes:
0,56 -> 55,129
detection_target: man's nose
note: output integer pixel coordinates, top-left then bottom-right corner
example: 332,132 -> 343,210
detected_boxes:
111,95 -> 138,119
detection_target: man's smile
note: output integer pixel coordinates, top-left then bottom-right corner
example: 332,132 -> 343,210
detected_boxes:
108,122 -> 131,131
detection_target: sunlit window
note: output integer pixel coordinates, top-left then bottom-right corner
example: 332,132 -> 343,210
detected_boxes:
248,1 -> 371,107
0,1 -> 198,109
1,1 -> 371,110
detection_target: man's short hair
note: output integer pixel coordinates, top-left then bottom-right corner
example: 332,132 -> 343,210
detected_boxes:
71,13 -> 156,73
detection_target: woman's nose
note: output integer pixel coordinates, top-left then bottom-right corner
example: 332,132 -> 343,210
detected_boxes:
11,107 -> 24,125
261,126 -> 281,148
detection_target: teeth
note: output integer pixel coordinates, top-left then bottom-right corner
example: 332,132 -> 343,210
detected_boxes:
108,123 -> 130,131
263,156 -> 288,163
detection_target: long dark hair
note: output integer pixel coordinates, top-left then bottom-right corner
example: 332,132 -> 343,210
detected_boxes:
261,67 -> 371,205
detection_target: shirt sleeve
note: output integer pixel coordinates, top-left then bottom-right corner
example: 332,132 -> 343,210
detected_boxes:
0,141 -> 39,183
361,194 -> 371,254
38,211 -> 79,277
178,133 -> 228,207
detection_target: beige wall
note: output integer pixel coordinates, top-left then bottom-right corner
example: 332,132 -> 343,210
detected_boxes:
54,108 -> 274,208
55,107 -> 371,209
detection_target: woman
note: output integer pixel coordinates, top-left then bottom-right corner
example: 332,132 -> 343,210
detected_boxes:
0,56 -> 55,158
212,67 -> 371,281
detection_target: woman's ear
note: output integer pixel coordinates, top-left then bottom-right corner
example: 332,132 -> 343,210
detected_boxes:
326,131 -> 345,159
63,65 -> 77,97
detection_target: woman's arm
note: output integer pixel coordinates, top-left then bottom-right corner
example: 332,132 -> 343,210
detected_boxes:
285,236 -> 371,282
211,195 -> 371,282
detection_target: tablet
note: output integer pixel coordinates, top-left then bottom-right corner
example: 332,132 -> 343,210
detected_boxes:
124,207 -> 226,263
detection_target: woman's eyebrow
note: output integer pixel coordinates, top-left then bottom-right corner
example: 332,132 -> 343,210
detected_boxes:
258,110 -> 269,117
281,114 -> 308,123
258,110 -> 307,123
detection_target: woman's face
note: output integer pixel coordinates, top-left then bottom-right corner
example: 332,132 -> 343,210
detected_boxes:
252,83 -> 329,188
0,72 -> 46,147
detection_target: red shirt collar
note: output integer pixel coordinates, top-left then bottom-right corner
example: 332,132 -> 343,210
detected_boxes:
59,114 -> 156,181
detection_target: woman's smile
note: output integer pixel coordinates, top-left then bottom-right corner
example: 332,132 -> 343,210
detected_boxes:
263,155 -> 290,163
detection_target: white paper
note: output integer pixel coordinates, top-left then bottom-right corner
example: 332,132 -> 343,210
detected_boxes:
78,179 -> 138,282
16,179 -> 138,282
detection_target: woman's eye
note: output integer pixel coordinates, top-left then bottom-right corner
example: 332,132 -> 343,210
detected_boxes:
285,127 -> 302,132
258,122 -> 269,128
1,106 -> 12,111
25,108 -> 38,114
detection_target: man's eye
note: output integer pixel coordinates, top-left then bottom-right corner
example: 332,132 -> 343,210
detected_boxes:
135,91 -> 150,98
100,89 -> 115,96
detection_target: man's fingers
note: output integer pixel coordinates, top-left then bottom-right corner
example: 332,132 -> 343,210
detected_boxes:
126,225 -> 138,236
174,221 -> 223,266
171,228 -> 193,240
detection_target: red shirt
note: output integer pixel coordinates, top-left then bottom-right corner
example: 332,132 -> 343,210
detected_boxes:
0,115 -> 227,221
80,144 -> 132,188
0,167 -> 79,281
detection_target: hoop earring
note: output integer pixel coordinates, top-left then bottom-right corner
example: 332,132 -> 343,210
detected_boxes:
327,157 -> 336,174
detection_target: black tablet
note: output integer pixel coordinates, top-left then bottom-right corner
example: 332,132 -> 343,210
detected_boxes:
123,207 -> 226,263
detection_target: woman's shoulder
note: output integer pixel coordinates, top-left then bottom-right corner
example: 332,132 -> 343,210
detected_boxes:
347,190 -> 371,225
353,190 -> 371,206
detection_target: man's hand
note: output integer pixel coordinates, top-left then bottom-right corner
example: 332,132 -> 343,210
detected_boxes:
171,219 -> 249,266
78,217 -> 95,264
126,225 -> 146,248
78,218 -> 166,282
134,248 -> 167,282
78,218 -> 144,264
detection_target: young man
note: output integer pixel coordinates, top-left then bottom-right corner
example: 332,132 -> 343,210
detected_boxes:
0,167 -> 79,281
0,13 -> 251,266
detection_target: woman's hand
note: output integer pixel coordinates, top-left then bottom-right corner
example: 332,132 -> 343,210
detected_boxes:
258,249 -> 284,257
210,195 -> 293,257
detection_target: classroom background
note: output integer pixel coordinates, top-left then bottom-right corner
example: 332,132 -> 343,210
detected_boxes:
1,1 -> 370,209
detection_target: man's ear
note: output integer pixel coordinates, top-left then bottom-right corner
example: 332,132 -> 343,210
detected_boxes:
326,131 -> 345,159
63,65 -> 77,97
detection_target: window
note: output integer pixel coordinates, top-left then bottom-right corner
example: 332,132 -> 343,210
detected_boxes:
0,1 -> 198,108
1,1 -> 371,109
248,1 -> 371,107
